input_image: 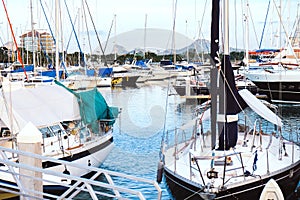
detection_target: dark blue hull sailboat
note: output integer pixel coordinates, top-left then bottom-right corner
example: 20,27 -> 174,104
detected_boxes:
160,0 -> 300,199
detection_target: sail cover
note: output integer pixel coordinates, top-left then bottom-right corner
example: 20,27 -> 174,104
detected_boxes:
0,84 -> 80,133
216,55 -> 248,150
55,80 -> 118,134
239,89 -> 282,127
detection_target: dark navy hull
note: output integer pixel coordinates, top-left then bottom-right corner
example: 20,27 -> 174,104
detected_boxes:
252,81 -> 300,103
173,85 -> 257,97
173,85 -> 210,96
164,161 -> 300,200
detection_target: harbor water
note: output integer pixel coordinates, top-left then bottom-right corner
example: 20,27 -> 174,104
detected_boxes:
80,80 -> 299,199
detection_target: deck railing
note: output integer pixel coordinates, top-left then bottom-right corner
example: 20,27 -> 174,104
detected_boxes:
0,146 -> 162,200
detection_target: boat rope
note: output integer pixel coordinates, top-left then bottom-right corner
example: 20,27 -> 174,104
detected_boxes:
1,0 -> 29,81
81,0 -> 93,56
259,0 -> 271,49
219,69 -> 256,128
103,17 -> 115,54
64,0 -> 86,67
39,0 -> 56,44
159,73 -> 171,163
84,0 -> 108,66
39,0 -> 68,75
0,88 -> 21,138
164,172 -> 204,200
65,14 -> 78,52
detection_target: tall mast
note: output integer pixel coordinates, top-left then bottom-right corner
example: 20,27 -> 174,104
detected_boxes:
114,14 -> 117,61
210,0 -> 220,149
78,8 -> 81,66
55,0 -> 59,80
245,1 -> 249,68
185,20 -> 189,62
224,0 -> 229,56
172,0 -> 177,65
30,0 -> 36,68
144,14 -> 147,59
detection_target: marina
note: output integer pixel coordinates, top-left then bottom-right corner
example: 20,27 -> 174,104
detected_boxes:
0,76 -> 299,199
0,0 -> 300,199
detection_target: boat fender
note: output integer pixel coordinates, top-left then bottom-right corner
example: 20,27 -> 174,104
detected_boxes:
156,161 -> 164,183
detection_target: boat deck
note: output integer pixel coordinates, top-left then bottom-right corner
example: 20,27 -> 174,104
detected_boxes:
164,130 -> 300,195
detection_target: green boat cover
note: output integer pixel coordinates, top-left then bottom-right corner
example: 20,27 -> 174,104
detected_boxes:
55,80 -> 118,133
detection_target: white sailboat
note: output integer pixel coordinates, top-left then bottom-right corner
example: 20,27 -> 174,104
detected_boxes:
0,81 -> 118,194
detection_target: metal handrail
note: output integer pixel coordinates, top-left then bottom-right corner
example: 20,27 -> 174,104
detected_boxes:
0,146 -> 162,200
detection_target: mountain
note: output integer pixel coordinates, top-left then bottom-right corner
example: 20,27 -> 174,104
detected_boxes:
94,28 -> 197,55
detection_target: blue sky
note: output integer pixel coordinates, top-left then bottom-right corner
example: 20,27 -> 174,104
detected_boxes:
0,0 -> 299,52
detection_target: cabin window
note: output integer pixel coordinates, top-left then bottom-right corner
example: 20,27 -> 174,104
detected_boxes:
39,127 -> 53,138
49,124 -> 64,135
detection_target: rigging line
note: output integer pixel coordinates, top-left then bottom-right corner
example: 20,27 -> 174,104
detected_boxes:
248,3 -> 260,48
197,0 -> 208,40
159,72 -> 172,162
0,31 -> 4,46
259,0 -> 271,49
81,0 -> 93,56
1,88 -> 20,136
272,0 -> 300,64
234,0 -> 237,50
38,37 -> 52,65
290,7 -> 300,45
239,0 -> 246,51
66,15 -> 78,52
64,0 -> 86,67
84,0 -> 107,66
39,0 -> 68,75
164,172 -> 204,199
104,17 -> 115,54
39,0 -> 56,44
1,0 -> 28,81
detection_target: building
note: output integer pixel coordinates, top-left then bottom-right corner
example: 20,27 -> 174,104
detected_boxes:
20,30 -> 54,53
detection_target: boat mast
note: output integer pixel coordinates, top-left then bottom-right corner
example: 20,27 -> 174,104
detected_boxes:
144,14 -> 147,59
172,0 -> 177,65
55,0 -> 59,80
84,0 -> 107,66
245,0 -> 249,69
185,20 -> 189,62
30,0 -> 36,69
210,0 -> 220,149
114,14 -> 117,61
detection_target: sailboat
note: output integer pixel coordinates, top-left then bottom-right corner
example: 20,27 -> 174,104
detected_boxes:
159,0 -> 300,199
0,81 -> 118,194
